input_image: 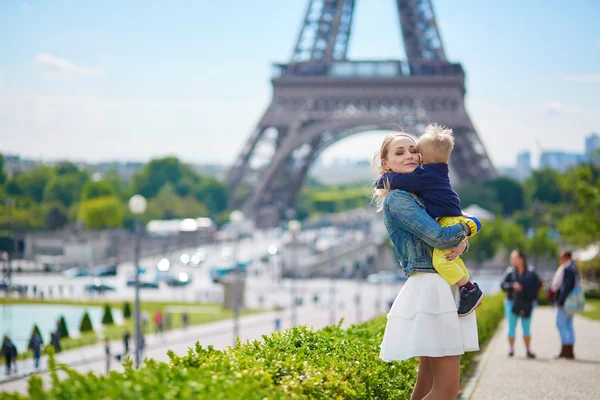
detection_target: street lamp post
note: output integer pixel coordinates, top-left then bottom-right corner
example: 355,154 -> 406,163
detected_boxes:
128,194 -> 147,369
229,210 -> 245,347
287,220 -> 301,327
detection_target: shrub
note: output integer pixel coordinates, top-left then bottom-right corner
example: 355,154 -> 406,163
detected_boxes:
123,302 -> 132,319
79,311 -> 93,333
8,294 -> 505,399
101,304 -> 114,325
57,316 -> 70,338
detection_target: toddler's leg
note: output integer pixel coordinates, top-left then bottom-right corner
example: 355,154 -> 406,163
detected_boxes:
432,248 -> 466,285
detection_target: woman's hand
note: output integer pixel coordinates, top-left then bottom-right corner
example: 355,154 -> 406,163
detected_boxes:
512,282 -> 523,292
445,241 -> 468,261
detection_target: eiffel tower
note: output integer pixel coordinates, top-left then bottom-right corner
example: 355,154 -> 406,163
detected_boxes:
226,0 -> 496,225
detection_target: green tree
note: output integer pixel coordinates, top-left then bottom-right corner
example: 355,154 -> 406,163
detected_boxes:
45,204 -> 68,230
79,311 -> 94,333
462,220 -> 500,267
102,304 -> 114,325
7,166 -> 54,202
81,180 -> 116,201
123,302 -> 132,319
196,178 -> 229,216
526,226 -> 558,266
43,175 -> 84,207
455,182 -> 501,214
524,169 -> 563,205
145,184 -> 208,220
499,220 -> 527,261
0,154 -> 7,185
131,157 -> 199,199
484,177 -> 525,216
57,316 -> 70,338
78,196 -> 124,229
557,163 -> 600,246
54,162 -> 80,176
103,170 -> 131,201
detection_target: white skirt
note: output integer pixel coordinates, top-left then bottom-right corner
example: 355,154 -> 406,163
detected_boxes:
379,272 -> 479,361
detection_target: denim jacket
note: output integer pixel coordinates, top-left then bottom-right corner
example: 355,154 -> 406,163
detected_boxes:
383,190 -> 469,277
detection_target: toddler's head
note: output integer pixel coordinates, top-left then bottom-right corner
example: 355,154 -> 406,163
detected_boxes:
417,124 -> 454,164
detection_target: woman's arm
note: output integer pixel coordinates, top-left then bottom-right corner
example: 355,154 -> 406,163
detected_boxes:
385,190 -> 469,249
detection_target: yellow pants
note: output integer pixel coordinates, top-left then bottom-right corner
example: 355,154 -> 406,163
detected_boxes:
433,216 -> 470,285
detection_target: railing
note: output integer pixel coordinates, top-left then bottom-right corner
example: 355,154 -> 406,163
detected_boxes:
272,60 -> 464,79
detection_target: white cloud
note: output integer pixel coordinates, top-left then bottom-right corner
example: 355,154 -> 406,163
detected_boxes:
543,100 -> 581,117
563,74 -> 600,83
35,52 -> 107,80
21,1 -> 32,14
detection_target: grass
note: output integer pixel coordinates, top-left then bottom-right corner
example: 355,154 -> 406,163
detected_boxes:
0,297 -> 268,363
581,298 -> 600,321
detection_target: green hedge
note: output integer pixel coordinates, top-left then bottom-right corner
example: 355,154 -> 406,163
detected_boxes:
1,294 -> 505,400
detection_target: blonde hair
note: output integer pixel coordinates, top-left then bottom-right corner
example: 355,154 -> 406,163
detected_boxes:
371,133 -> 417,211
417,124 -> 455,163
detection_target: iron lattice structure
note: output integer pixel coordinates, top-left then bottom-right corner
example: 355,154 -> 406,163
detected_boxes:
226,0 -> 496,225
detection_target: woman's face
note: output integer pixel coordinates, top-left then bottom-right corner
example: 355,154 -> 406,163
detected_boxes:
383,136 -> 419,173
510,251 -> 524,269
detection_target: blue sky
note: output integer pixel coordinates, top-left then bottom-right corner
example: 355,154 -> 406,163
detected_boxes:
0,0 -> 598,168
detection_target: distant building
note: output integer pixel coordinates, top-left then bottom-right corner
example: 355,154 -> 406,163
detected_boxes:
498,167 -> 519,181
516,151 -> 531,180
3,155 -> 40,177
585,133 -> 599,161
539,152 -> 585,173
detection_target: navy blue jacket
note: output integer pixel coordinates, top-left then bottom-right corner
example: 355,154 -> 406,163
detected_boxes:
557,261 -> 578,307
376,163 -> 462,219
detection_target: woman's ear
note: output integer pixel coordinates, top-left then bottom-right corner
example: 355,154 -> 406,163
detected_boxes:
382,159 -> 389,171
418,153 -> 422,164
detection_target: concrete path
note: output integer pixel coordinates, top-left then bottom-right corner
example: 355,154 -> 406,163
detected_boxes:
467,306 -> 600,400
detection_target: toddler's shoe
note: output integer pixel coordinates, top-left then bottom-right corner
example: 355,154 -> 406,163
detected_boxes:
458,282 -> 484,317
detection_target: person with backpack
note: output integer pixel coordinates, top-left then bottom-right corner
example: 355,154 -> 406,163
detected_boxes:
549,249 -> 582,359
29,332 -> 43,370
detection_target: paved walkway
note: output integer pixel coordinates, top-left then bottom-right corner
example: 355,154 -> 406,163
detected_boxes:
467,306 -> 600,400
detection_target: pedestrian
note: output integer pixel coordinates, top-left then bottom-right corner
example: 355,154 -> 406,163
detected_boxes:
104,337 -> 111,373
165,312 -> 172,331
123,331 -> 131,355
154,310 -> 163,335
138,334 -> 145,358
1,337 -> 14,376
182,312 -> 189,330
10,338 -> 18,374
549,249 -> 582,359
500,249 -> 542,358
29,331 -> 43,370
50,331 -> 61,353
373,132 -> 477,400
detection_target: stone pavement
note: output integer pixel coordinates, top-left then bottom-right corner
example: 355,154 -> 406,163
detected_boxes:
466,306 -> 600,400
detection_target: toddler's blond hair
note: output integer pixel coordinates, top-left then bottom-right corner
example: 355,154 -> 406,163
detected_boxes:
417,124 -> 455,164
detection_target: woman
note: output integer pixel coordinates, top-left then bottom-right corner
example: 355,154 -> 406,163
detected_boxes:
374,133 -> 477,400
550,249 -> 579,359
500,249 -> 542,358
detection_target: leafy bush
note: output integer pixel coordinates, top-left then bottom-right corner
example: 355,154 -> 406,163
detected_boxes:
123,302 -> 132,319
79,311 -> 94,333
4,294 -> 505,400
101,304 -> 114,325
57,316 -> 70,338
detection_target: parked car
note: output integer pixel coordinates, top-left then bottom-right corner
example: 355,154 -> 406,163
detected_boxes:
126,278 -> 159,289
85,279 -> 116,294
93,264 -> 118,276
62,267 -> 91,278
